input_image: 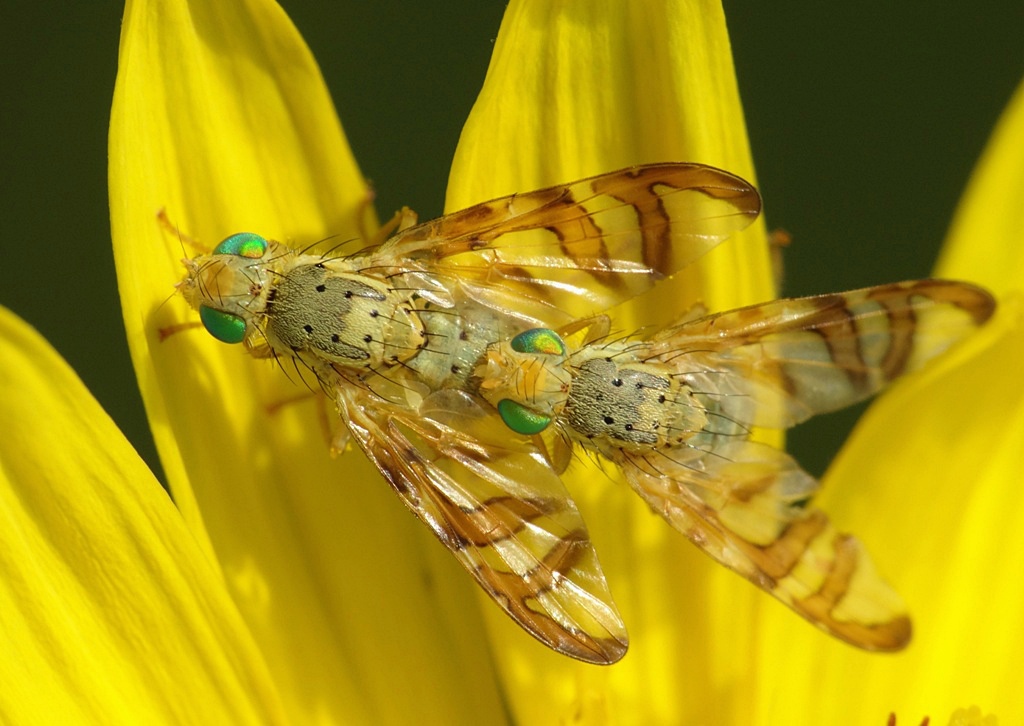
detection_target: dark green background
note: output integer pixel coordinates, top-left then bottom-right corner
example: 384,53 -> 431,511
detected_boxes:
2,2 -> 1020,482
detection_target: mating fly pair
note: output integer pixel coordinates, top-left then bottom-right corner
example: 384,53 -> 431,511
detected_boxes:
173,163 -> 993,664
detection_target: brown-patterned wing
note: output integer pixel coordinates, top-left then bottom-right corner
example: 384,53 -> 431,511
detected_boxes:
617,439 -> 912,651
376,163 -> 761,323
337,385 -> 628,664
648,280 -> 995,429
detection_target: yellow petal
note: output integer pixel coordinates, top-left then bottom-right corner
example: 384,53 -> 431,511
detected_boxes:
447,2 -> 773,723
936,79 -> 1024,294
0,307 -> 285,723
747,80 -> 1024,722
110,0 -> 502,721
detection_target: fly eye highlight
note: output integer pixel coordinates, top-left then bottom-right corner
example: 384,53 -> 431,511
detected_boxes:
496,399 -> 552,435
510,328 -> 566,356
199,306 -> 247,344
212,232 -> 268,259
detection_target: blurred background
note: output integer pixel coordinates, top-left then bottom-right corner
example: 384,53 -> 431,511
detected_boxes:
1,2 -> 1020,482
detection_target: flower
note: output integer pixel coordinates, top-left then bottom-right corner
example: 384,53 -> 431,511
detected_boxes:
0,0 -> 1017,723
110,0 -> 771,722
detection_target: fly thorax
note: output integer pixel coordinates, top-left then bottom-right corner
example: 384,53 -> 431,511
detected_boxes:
564,355 -> 707,453
263,264 -> 425,368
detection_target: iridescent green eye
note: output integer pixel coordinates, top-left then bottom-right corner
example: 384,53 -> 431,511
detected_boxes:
496,399 -> 552,435
212,232 -> 267,259
510,328 -> 566,356
199,306 -> 246,344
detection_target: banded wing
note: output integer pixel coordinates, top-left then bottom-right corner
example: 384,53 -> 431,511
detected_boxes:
647,279 -> 996,429
337,385 -> 628,664
376,163 -> 761,324
619,439 -> 913,650
612,280 -> 994,649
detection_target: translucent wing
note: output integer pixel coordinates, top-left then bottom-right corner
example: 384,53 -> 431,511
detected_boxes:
375,163 -> 761,323
649,280 -> 996,429
337,384 -> 628,664
617,439 -> 912,650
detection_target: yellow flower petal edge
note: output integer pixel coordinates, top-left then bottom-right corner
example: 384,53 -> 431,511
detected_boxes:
937,79 -> 1024,294
110,0 -> 503,722
0,307 -> 285,724
744,80 -> 1024,723
447,2 -> 774,724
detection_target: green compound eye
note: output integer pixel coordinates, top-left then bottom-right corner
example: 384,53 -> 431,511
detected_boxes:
212,232 -> 268,259
199,305 -> 247,344
510,328 -> 566,356
496,398 -> 552,435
